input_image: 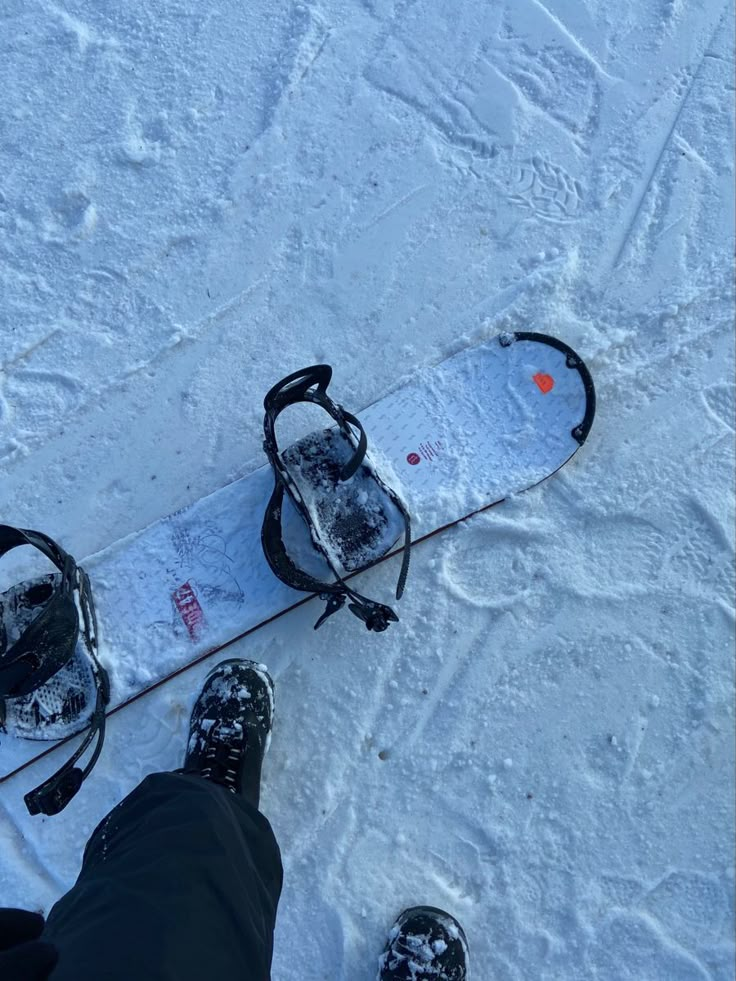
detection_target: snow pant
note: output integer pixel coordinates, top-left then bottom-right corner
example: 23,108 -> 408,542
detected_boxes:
42,772 -> 283,981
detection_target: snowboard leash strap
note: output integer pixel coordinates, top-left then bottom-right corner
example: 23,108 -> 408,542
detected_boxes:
0,525 -> 110,816
261,366 -> 411,631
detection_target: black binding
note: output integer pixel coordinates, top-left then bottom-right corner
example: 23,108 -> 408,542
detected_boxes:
261,366 -> 411,631
0,525 -> 110,816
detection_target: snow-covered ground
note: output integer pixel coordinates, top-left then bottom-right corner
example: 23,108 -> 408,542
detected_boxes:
1,0 -> 734,978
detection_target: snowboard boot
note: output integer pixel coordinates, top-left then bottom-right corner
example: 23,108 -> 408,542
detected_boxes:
378,906 -> 468,981
183,659 -> 274,809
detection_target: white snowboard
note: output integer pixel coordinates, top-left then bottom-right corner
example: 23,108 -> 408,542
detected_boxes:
1,332 -> 595,784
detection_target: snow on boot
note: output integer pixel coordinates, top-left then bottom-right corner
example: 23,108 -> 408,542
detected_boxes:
183,659 -> 274,808
378,906 -> 468,981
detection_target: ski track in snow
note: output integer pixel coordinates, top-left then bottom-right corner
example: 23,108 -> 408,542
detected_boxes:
1,0 -> 734,978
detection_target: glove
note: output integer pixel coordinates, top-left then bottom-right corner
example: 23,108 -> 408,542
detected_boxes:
0,909 -> 58,981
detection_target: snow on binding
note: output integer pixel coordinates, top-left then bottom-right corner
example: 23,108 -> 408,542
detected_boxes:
261,364 -> 411,632
0,527 -> 110,815
1,332 -> 595,805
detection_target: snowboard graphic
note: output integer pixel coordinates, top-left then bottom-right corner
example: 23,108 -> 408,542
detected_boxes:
1,332 -> 595,787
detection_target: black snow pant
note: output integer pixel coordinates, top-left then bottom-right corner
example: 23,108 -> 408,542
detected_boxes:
42,772 -> 283,981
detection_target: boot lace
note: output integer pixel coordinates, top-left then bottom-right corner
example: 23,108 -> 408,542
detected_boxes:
200,722 -> 246,793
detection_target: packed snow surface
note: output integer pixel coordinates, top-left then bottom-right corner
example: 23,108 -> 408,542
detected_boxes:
1,1 -> 733,979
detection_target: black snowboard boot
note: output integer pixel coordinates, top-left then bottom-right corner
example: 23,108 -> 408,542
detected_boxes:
378,906 -> 468,981
183,659 -> 274,808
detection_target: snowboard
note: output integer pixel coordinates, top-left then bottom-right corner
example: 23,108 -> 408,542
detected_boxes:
1,332 -> 595,786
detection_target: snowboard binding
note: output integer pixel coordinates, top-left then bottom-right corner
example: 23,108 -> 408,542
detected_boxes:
0,525 -> 110,816
261,365 -> 411,631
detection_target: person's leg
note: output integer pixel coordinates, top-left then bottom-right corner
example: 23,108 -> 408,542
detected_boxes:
43,660 -> 282,981
45,772 -> 281,981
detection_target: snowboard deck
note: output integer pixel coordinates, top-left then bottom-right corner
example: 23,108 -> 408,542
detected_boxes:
1,332 -> 595,785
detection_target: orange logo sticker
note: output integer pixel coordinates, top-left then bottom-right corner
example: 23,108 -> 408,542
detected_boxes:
533,372 -> 554,394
